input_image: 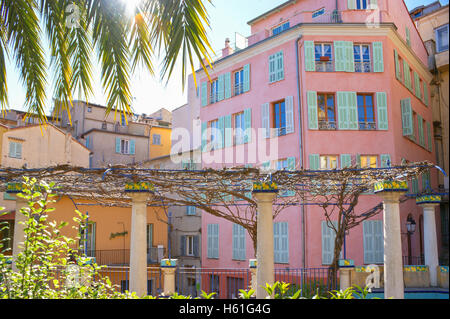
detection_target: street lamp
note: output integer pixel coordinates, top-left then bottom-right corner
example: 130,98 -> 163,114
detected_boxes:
406,215 -> 416,265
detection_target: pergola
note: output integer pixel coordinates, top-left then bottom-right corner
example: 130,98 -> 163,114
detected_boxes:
1,161 -> 442,298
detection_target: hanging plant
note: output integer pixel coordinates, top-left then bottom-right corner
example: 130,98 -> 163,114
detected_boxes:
110,231 -> 128,240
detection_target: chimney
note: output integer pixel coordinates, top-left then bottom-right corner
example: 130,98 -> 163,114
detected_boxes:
222,37 -> 234,58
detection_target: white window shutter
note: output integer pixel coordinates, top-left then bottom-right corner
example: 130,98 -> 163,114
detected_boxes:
261,103 -> 270,138
285,96 -> 294,134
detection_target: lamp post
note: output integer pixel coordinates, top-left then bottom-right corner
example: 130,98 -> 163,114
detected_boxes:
406,215 -> 416,265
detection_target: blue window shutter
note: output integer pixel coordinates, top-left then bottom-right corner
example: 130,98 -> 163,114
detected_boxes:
304,41 -> 315,71
218,116 -> 225,149
340,154 -> 352,168
372,42 -> 384,72
309,154 -> 320,170
244,108 -> 252,143
224,114 -> 232,148
376,92 -> 388,130
130,139 -> 135,155
201,121 -> 208,152
280,222 -> 289,263
380,154 -> 391,168
261,103 -> 270,138
207,224 -> 213,258
401,98 -> 413,136
307,91 -> 318,130
363,221 -> 374,264
224,72 -> 232,98
217,74 -> 225,101
321,221 -> 336,265
201,82 -> 208,107
214,224 -> 219,258
283,157 -> 296,197
115,137 -> 121,153
86,136 -> 90,148
276,51 -> 285,81
374,221 -> 383,263
180,236 -> 186,256
243,64 -> 250,92
285,96 -> 294,134
232,224 -> 239,260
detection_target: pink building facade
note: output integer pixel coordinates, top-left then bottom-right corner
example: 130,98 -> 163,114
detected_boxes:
190,0 -> 445,271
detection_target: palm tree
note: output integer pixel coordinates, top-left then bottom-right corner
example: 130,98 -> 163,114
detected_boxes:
0,0 -> 213,123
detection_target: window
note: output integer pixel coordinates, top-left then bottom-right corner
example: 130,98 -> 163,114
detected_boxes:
210,79 -> 219,104
315,43 -> 333,72
80,222 -> 96,256
147,224 -> 153,248
312,7 -> 325,18
121,113 -> 127,126
354,44 -> 371,73
8,141 -> 22,159
121,139 -> 129,154
152,134 -> 161,145
357,94 -> 376,130
320,155 -> 338,170
186,235 -> 194,256
276,158 -> 288,171
269,51 -> 284,83
363,220 -> 383,264
272,22 -> 290,36
116,138 -> 135,155
210,119 -> 219,150
0,220 -> 14,251
232,223 -> 246,260
360,155 -> 377,168
234,69 -> 244,96
356,0 -> 368,9
234,112 -> 245,145
87,107 -> 92,113
435,24 -> 449,53
273,100 -> 286,136
317,93 -> 336,129
101,121 -> 107,130
186,206 -> 196,215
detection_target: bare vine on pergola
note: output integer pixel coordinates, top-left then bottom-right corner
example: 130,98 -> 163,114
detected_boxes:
0,161 -> 435,261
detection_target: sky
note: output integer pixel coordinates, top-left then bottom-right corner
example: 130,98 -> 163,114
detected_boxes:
4,0 -> 449,116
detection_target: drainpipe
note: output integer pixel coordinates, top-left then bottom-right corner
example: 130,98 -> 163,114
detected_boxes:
295,35 -> 306,269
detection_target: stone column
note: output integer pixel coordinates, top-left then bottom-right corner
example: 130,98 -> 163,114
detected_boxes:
252,182 -> 278,299
8,184 -> 29,272
338,259 -> 355,291
374,181 -> 408,299
416,194 -> 442,287
161,259 -> 177,296
126,182 -> 153,297
249,259 -> 257,292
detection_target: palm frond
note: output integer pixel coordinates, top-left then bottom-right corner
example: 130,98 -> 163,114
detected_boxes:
0,15 -> 8,111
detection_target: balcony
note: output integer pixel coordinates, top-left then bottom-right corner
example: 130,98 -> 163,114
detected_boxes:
318,120 -> 337,130
82,246 -> 166,266
359,121 -> 376,130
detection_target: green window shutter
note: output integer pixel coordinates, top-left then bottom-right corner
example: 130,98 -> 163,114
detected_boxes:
372,42 -> 384,72
406,27 -> 411,47
115,137 -> 121,153
129,139 -> 135,155
427,122 -> 432,152
262,161 -> 271,170
410,177 -> 419,194
217,116 -> 224,149
224,114 -> 232,148
217,74 -> 225,101
244,164 -> 253,199
15,143 -> 22,158
274,222 -> 289,264
340,154 -> 352,168
334,41 -> 346,72
348,0 -> 356,10
243,64 -> 250,93
285,96 -> 294,134
283,157 -> 296,197
307,91 -> 318,130
376,92 -> 388,130
309,154 -> 320,170
201,82 -> 208,107
363,221 -> 374,264
207,224 -> 219,258
380,154 -> 391,168
232,223 -> 239,260
422,170 -> 431,191
403,60 -> 412,91
356,154 -> 361,168
369,0 -> 378,8
274,222 -> 281,263
321,221 -> 336,265
224,72 -> 232,98
304,41 -> 315,71
345,41 -> 355,72
417,115 -> 425,147
374,221 -> 384,263
337,91 -> 349,129
276,51 -> 285,81
394,50 -> 401,80
414,72 -> 421,99
269,54 -> 276,83
423,82 -> 429,106
401,98 -> 413,136
347,92 -> 358,129
201,121 -> 208,152
244,108 -> 252,143
261,103 -> 270,138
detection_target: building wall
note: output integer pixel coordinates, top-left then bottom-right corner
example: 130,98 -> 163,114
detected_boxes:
149,126 -> 172,160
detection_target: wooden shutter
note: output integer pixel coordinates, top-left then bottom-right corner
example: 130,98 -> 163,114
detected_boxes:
380,154 -> 391,168
348,0 -> 356,10
232,223 -> 239,260
129,139 -> 135,155
244,164 -> 253,199
115,137 -> 121,153
201,82 -> 208,107
217,116 -> 224,149
417,115 -> 425,147
309,154 -> 320,170
372,42 -> 384,72
261,103 -> 270,138
427,122 -> 432,152
180,236 -> 186,256
224,114 -> 232,148
274,222 -> 280,263
284,157 -> 296,197
422,170 -> 431,190
280,222 -> 289,263
304,41 -> 315,71
363,221 -> 374,264
285,96 -> 294,134
244,108 -> 252,143
414,72 -> 421,99
233,224 -> 245,260
207,224 -> 219,259
337,91 -> 348,129
394,50 -> 401,80
243,64 -> 250,92
401,98 -> 413,136
345,41 -> 355,72
276,51 -> 284,81
374,221 -> 384,263
376,92 -> 388,130
423,82 -> 429,106
340,154 -> 352,168
403,60 -> 412,91
217,74 -> 225,101
406,27 -> 411,46
334,41 -> 346,72
201,121 -> 208,152
15,143 -> 22,159
224,72 -> 232,98
307,91 -> 318,130
207,224 -> 213,258
348,92 -> 358,129
321,221 -> 335,265
269,54 -> 276,83
193,236 -> 199,257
